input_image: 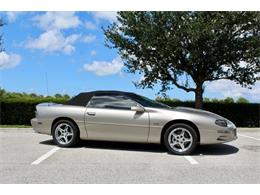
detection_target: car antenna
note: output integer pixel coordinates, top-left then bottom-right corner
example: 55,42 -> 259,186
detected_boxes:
45,72 -> 50,106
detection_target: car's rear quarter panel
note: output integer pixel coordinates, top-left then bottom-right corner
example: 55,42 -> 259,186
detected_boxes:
36,105 -> 87,139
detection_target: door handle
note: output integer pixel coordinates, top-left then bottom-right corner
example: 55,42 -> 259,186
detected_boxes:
87,112 -> 96,116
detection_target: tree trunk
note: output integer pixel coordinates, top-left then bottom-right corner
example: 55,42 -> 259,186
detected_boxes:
195,84 -> 203,109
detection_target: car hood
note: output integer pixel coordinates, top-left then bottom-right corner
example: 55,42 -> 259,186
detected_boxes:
173,106 -> 223,119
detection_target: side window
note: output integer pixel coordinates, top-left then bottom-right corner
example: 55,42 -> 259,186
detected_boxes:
87,95 -> 138,110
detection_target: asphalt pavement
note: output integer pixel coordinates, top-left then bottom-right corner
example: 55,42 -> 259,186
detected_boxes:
0,128 -> 259,183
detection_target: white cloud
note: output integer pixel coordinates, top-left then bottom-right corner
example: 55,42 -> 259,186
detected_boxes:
85,21 -> 96,30
25,30 -> 81,54
206,79 -> 260,102
6,11 -> 24,22
33,12 -> 81,30
90,50 -> 97,56
0,52 -> 21,70
83,57 -> 123,76
82,35 -> 96,43
24,12 -> 83,54
93,12 -> 117,22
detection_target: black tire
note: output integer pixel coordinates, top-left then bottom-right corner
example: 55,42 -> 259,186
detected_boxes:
163,123 -> 198,155
52,119 -> 79,147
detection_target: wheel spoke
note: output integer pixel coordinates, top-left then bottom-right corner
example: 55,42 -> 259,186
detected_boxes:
179,142 -> 185,150
57,127 -> 63,133
64,125 -> 69,131
64,136 -> 68,143
184,138 -> 192,143
57,135 -> 63,140
170,142 -> 179,147
58,137 -> 64,143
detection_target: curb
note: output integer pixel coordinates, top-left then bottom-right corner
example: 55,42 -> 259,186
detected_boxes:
0,128 -> 34,132
237,128 -> 260,131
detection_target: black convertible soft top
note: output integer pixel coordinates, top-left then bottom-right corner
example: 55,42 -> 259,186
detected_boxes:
66,90 -> 138,107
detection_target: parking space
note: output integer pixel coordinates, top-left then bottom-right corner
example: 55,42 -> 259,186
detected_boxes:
0,128 -> 259,183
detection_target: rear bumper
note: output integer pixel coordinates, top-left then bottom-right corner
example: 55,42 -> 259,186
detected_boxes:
31,118 -> 43,133
31,118 -> 52,135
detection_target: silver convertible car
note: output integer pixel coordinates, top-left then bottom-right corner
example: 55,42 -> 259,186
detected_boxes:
31,90 -> 237,155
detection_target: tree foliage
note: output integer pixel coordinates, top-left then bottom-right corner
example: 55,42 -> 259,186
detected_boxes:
236,97 -> 250,103
104,11 -> 260,108
0,88 -> 70,102
223,97 -> 235,103
157,96 -> 250,103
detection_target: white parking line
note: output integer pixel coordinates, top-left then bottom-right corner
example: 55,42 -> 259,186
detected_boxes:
184,156 -> 198,164
31,147 -> 60,165
238,133 -> 260,141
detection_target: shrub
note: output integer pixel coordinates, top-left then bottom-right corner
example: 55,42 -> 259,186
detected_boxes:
0,99 -> 67,125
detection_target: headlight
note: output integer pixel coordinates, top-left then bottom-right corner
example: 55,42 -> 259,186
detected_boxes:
215,119 -> 228,127
215,119 -> 235,128
227,120 -> 236,129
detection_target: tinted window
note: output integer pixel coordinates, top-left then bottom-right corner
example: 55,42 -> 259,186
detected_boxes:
88,95 -> 138,110
130,94 -> 171,108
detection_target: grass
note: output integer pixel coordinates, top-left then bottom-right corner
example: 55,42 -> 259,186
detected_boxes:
0,125 -> 32,128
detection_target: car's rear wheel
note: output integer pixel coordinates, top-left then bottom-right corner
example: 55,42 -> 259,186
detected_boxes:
52,120 -> 79,147
164,123 -> 198,155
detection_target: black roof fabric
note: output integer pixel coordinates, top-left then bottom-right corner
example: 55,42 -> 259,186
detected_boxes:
66,90 -> 137,106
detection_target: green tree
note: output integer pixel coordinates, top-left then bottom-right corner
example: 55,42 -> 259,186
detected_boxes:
0,88 -> 6,97
236,97 -> 250,103
203,97 -> 211,102
29,93 -> 37,97
63,94 -> 70,99
224,97 -> 235,103
104,12 -> 260,108
54,93 -> 63,98
156,96 -> 181,102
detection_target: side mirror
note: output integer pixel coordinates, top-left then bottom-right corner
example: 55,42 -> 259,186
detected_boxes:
131,105 -> 145,112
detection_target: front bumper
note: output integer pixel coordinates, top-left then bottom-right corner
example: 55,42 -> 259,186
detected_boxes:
217,127 -> 237,142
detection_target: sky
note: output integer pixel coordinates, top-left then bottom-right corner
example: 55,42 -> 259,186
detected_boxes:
0,11 -> 259,102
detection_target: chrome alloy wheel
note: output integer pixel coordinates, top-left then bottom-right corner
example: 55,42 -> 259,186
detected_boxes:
168,127 -> 193,152
54,123 -> 74,145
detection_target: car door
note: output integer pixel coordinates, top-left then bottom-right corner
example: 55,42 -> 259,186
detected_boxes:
85,95 -> 149,142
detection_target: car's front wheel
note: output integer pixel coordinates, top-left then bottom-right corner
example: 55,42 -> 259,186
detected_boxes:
52,120 -> 79,147
164,123 -> 198,155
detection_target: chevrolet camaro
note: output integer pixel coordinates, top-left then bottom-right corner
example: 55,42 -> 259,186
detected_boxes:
31,90 -> 237,155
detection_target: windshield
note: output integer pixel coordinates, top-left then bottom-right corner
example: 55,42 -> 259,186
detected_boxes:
130,94 -> 171,109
